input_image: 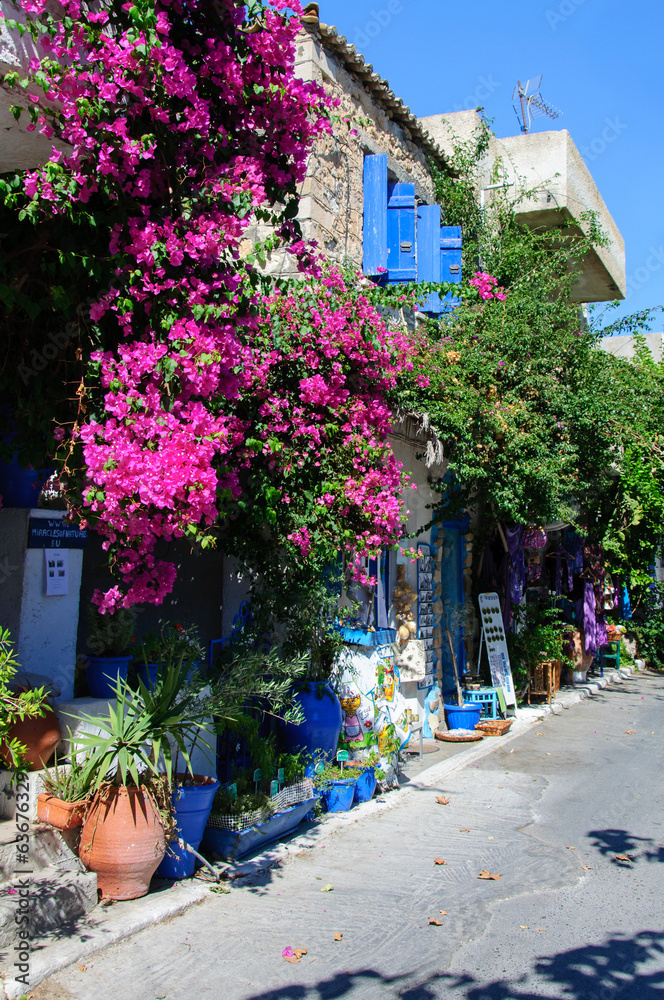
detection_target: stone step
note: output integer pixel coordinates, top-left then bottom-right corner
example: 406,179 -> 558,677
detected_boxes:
0,819 -> 82,885
0,865 -> 97,951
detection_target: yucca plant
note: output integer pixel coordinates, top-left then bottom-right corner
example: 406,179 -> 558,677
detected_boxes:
73,656 -> 211,792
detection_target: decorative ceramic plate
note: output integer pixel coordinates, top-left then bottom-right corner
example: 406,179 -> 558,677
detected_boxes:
435,730 -> 483,743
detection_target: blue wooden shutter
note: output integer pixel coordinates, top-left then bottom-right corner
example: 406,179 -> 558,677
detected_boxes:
387,183 -> 416,282
362,154 -> 388,276
440,226 -> 462,310
416,204 -> 442,313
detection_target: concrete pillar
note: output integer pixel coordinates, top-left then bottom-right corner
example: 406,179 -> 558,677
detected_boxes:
0,509 -> 83,700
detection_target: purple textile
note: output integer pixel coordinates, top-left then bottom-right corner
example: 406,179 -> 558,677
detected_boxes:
523,527 -> 547,549
555,550 -> 563,596
498,549 -> 512,631
581,581 -> 597,654
563,530 -> 583,572
505,524 -> 525,605
596,614 -> 608,649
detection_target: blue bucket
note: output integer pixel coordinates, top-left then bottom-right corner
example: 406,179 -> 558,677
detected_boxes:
444,702 -> 482,731
87,656 -> 131,698
156,777 -> 220,880
321,779 -> 356,813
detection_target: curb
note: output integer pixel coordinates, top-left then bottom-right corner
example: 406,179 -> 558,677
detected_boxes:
1,663 -> 635,998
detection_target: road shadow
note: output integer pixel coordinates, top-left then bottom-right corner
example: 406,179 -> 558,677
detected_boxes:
588,827 -> 664,865
240,929 -> 664,999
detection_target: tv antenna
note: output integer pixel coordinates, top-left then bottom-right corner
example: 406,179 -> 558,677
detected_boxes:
512,76 -> 562,134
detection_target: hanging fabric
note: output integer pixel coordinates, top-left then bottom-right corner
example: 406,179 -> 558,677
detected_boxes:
505,524 -> 525,605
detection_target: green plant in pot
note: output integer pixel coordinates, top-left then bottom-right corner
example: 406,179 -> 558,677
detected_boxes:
37,755 -> 95,831
0,628 -> 55,772
86,605 -> 136,699
134,622 -> 205,691
73,657 -> 211,900
234,575 -> 346,762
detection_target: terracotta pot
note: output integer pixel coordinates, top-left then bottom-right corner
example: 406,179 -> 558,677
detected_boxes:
37,792 -> 88,831
2,707 -> 62,771
79,785 -> 167,900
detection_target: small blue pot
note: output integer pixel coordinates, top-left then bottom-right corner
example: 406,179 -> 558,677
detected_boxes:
352,767 -> 377,803
444,702 -> 482,731
321,779 -> 356,813
86,656 -> 131,698
156,777 -> 220,880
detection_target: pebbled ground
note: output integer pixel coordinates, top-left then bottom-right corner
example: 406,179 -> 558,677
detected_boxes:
32,670 -> 664,1000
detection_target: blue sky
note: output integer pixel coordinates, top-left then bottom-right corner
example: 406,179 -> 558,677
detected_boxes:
322,0 -> 662,332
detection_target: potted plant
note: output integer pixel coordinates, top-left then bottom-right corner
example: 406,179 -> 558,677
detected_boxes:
37,756 -> 94,831
0,628 -> 55,771
134,622 -> 204,690
73,657 -> 210,900
86,605 -> 136,698
201,747 -> 316,861
313,761 -> 357,813
345,751 -> 382,803
239,579 -> 346,763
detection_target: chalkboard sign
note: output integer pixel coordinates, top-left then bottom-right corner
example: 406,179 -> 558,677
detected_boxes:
28,518 -> 87,549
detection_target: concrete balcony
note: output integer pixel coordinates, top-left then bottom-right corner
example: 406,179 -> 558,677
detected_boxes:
419,111 -> 625,303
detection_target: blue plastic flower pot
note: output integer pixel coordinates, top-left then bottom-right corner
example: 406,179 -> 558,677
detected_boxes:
352,767 -> 377,803
86,656 -> 131,698
321,779 -> 356,813
276,682 -> 343,763
137,663 -> 159,689
444,702 -> 482,731
156,776 -> 220,880
0,455 -> 53,508
137,661 -> 200,690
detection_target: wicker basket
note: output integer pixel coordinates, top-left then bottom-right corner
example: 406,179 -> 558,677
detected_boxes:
475,719 -> 513,737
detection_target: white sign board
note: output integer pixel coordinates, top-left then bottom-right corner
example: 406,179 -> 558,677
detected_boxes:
479,592 -> 515,707
44,548 -> 68,596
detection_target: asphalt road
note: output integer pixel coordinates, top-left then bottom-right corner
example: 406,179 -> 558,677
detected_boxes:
35,670 -> 664,1000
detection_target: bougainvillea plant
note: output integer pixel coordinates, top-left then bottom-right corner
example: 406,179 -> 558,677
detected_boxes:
0,0 -> 411,609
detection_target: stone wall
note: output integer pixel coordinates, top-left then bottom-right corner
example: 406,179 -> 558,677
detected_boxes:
293,29 -> 438,271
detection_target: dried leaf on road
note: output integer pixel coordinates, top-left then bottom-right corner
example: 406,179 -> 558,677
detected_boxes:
625,730 -> 634,735
460,828 -> 470,833
535,927 -> 547,932
536,732 -> 543,736
477,870 -> 502,880
614,854 -> 633,863
566,846 -> 576,850
581,865 -> 593,870
433,857 -> 448,865
428,918 -> 444,926
283,946 -> 308,963
520,925 -> 528,929
334,933 -> 343,942
436,796 -> 450,805
320,883 -> 334,892
78,965 -> 87,973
